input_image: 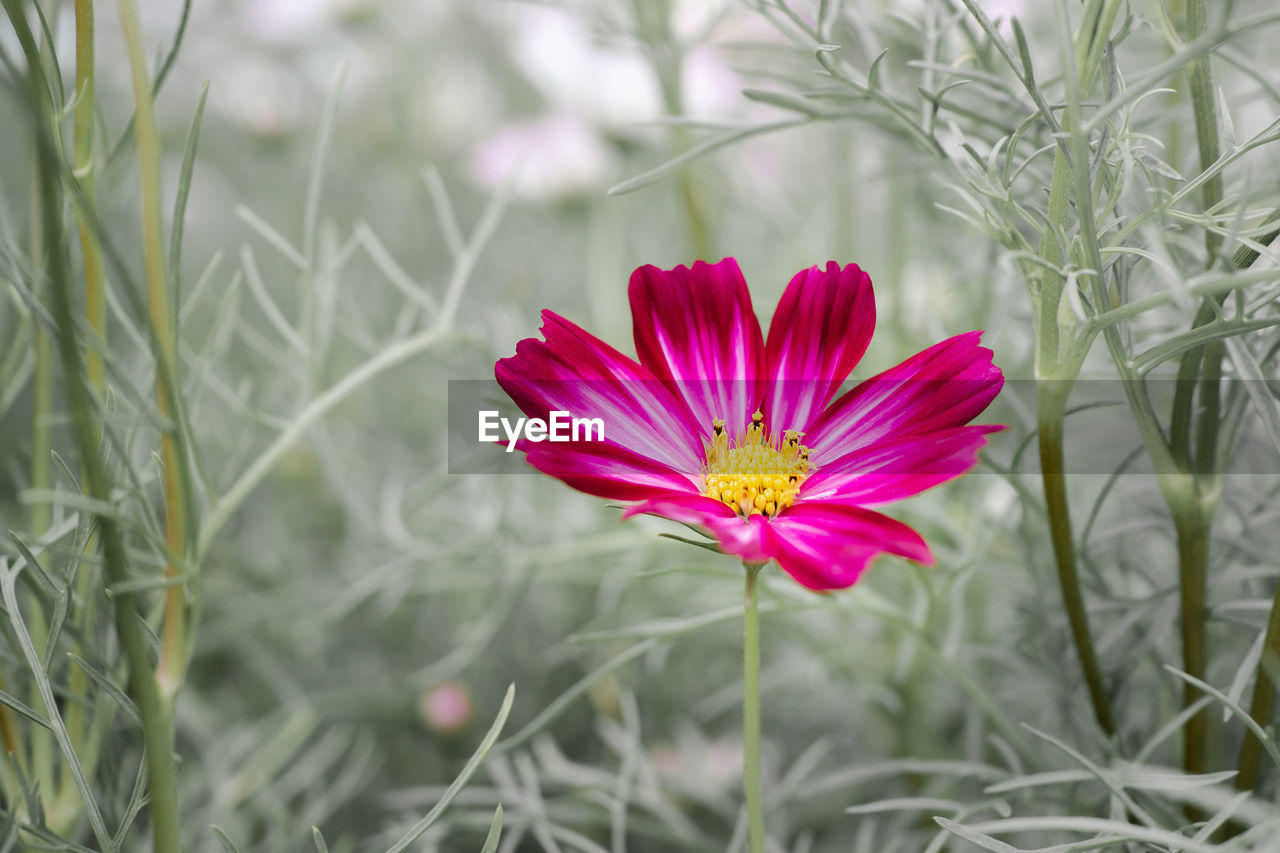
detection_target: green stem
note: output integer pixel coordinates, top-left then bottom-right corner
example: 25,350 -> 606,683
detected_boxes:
60,0 -> 104,828
74,0 -> 106,396
6,1 -> 185,847
26,4 -> 56,806
1025,0 -> 1124,738
743,563 -> 765,853
1231,214 -> 1280,794
116,0 -> 189,700
1236,578 -> 1280,793
1175,509 -> 1210,786
1187,0 -> 1222,263
632,0 -> 712,260
1166,3 -> 1224,798
1038,385 -> 1114,735
1169,0 -> 1227,471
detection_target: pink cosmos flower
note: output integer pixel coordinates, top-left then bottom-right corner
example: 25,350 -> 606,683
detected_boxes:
495,258 -> 1003,591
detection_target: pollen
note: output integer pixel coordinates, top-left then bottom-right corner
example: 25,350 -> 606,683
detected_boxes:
702,410 -> 811,518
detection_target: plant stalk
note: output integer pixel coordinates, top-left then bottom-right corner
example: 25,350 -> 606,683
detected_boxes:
61,0 -> 103,814
1038,385 -> 1114,735
5,0 -> 186,845
1162,0 -> 1223,798
1235,576 -> 1280,792
1027,0 -> 1124,738
1175,509 -> 1210,781
1231,214 -> 1280,794
632,0 -> 711,260
115,0 -> 189,699
74,0 -> 105,394
26,0 -> 57,803
743,563 -> 765,853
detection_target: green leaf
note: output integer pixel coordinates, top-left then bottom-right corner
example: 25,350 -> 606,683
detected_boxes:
67,652 -> 142,725
657,532 -> 723,554
1165,665 -> 1280,768
479,805 -> 503,853
608,120 -> 809,196
1011,18 -> 1035,86
385,684 -> 515,853
170,81 -> 210,307
211,826 -> 242,853
0,689 -> 51,731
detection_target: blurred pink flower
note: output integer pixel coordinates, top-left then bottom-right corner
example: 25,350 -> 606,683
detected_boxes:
469,114 -> 614,203
419,682 -> 473,734
496,259 -> 1003,590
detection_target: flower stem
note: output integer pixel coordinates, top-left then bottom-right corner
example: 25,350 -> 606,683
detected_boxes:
743,563 -> 765,853
1231,214 -> 1280,795
1027,0 -> 1123,739
26,9 -> 57,808
74,0 -> 106,396
7,1 -> 186,846
1038,384 -> 1114,736
631,0 -> 712,260
115,0 -> 189,700
59,0 -> 105,827
1175,508 -> 1210,783
1236,574 -> 1280,791
1164,1 -> 1222,805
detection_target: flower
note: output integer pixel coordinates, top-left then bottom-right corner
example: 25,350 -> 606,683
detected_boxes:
495,259 -> 1003,590
418,681 -> 473,735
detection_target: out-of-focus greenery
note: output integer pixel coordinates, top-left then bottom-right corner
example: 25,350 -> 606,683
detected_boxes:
2,0 -> 1280,851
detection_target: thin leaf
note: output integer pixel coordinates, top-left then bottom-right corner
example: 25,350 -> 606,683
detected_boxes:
211,826 -> 242,853
169,81 -> 210,303
67,653 -> 142,726
385,684 -> 515,853
609,120 -> 809,195
0,689 -> 51,731
479,805 -> 504,853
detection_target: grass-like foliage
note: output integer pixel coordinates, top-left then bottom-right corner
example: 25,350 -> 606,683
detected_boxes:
2,0 -> 1280,850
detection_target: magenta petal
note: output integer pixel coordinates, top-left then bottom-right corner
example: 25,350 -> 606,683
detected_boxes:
496,310 -> 706,474
629,258 -> 765,436
520,439 -> 700,501
801,425 -> 1002,505
804,331 -> 1003,464
764,502 -> 934,591
762,262 -> 875,434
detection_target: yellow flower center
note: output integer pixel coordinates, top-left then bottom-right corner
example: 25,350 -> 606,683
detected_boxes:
702,410 -> 812,518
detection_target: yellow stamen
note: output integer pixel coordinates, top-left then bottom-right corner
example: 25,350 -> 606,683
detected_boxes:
702,410 -> 812,518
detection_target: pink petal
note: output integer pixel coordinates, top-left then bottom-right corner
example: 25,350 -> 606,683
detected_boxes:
520,439 -> 701,501
801,425 -> 1003,505
804,331 -> 1003,465
762,262 -> 875,434
622,492 -> 934,590
496,310 -> 706,474
764,502 -> 934,590
629,258 -> 765,437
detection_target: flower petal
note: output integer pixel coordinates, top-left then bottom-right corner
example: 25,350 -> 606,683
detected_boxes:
764,502 -> 934,590
496,310 -> 706,474
801,425 -> 1002,505
520,439 -> 700,501
629,258 -> 765,437
762,262 -> 875,434
804,331 -> 1003,464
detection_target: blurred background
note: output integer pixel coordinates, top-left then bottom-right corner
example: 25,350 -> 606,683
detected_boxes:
4,0 -> 1280,850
